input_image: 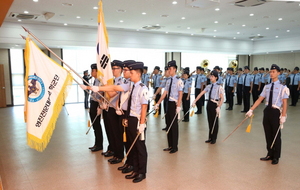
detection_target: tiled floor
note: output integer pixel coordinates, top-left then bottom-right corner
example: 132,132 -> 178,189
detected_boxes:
0,100 -> 300,190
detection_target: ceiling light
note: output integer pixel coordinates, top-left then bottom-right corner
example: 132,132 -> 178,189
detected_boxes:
214,30 -> 217,32
76,16 -> 81,19
242,24 -> 246,27
24,11 -> 29,14
120,20 -> 124,22
266,52 -> 269,54
213,36 -> 216,38
291,50 -> 294,52
215,8 -> 220,11
136,29 -> 139,31
18,19 -> 22,22
233,37 -> 236,39
142,12 -> 146,15
237,32 -> 240,34
15,44 -> 19,46
275,36 -> 279,38
181,17 -> 185,20
266,27 -> 269,30
187,27 -> 190,29
257,34 -> 260,36
278,18 -> 282,21
172,1 -> 178,5
214,21 -> 218,24
64,23 -> 68,26
287,30 -> 290,32
93,7 -> 98,10
166,32 -> 168,34
191,34 -> 194,36
251,39 -> 254,41
33,0 -> 38,2
156,24 -> 160,26
249,13 -> 254,16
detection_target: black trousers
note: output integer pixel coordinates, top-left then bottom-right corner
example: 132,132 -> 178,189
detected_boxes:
225,85 -> 228,102
260,83 -> 265,94
182,93 -> 190,121
163,96 -> 168,125
236,84 -> 243,104
195,88 -> 202,113
243,86 -> 251,111
206,101 -> 219,141
121,111 -> 133,166
89,101 -> 103,148
263,106 -> 281,159
290,85 -> 299,106
227,86 -> 234,109
84,90 -> 89,108
154,87 -> 161,114
252,84 -> 259,104
166,101 -> 179,150
127,116 -> 147,174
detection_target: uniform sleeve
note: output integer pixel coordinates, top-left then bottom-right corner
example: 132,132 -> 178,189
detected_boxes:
165,80 -> 170,92
177,79 -> 183,91
260,85 -> 267,98
204,85 -> 210,92
140,87 -> 149,104
119,82 -> 130,92
233,76 -> 237,84
282,86 -> 289,99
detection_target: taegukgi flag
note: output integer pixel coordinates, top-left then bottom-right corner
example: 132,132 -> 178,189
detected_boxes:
96,0 -> 113,85
24,37 -> 73,152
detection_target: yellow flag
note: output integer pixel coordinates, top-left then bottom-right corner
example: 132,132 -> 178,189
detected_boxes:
24,37 -> 73,152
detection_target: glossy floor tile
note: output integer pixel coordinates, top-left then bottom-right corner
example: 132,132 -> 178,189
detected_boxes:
0,100 -> 300,190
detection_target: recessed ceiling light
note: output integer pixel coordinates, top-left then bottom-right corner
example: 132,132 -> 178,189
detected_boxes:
142,12 -> 146,15
136,29 -> 139,31
242,24 -> 246,27
215,8 -> 220,11
18,19 -> 22,22
24,11 -> 29,14
93,7 -> 98,10
213,36 -> 216,38
191,34 -> 194,36
120,20 -> 124,22
62,3 -> 73,6
172,1 -> 178,5
64,23 -> 68,26
166,32 -> 168,34
251,39 -> 254,41
237,32 -> 240,34
214,30 -> 217,32
291,50 -> 294,52
33,0 -> 38,2
233,37 -> 236,39
287,30 -> 290,32
187,27 -> 190,29
266,27 -> 269,30
278,18 -> 282,21
214,21 -> 218,24
275,36 -> 279,38
15,44 -> 19,46
76,16 -> 81,19
181,17 -> 185,20
249,13 -> 254,16
257,34 -> 260,36
266,52 -> 269,54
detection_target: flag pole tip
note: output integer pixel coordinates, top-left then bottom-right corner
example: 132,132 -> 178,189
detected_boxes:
20,34 -> 26,40
22,26 -> 29,32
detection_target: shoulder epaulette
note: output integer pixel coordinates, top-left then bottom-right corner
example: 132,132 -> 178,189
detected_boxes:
140,83 -> 145,87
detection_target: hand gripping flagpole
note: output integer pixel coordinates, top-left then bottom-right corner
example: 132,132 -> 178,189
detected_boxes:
21,28 -> 115,109
270,124 -> 282,149
166,112 -> 178,134
222,116 -> 249,142
122,132 -> 141,163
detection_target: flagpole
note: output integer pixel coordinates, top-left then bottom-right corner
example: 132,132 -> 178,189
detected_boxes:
20,29 -> 115,108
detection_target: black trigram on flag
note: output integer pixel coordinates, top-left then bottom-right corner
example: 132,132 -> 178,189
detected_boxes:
100,54 -> 109,69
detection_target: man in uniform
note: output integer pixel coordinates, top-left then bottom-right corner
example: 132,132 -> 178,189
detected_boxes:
241,66 -> 253,113
246,64 -> 289,165
236,68 -> 244,105
252,67 -> 261,104
151,66 -> 162,115
226,68 -> 237,110
181,70 -> 192,122
288,66 -> 300,106
259,67 -> 265,95
82,70 -> 92,109
155,60 -> 183,153
190,66 -> 204,114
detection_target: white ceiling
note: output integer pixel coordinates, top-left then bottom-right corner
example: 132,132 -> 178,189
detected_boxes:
2,0 -> 300,49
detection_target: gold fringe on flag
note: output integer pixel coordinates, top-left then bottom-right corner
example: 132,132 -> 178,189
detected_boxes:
246,114 -> 254,133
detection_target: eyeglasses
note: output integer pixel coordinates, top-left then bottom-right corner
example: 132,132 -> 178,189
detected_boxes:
123,69 -> 130,72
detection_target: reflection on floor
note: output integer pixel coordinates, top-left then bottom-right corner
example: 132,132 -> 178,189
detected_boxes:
0,102 -> 300,190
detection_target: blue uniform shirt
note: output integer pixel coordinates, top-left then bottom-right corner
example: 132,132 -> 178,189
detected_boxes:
260,73 -> 265,84
142,73 -> 149,85
201,74 -> 207,86
253,73 -> 261,85
264,73 -> 270,84
243,73 -> 253,87
226,74 -> 237,87
120,78 -> 131,111
237,74 -> 244,85
183,78 -> 192,93
204,82 -> 224,100
191,74 -> 202,89
160,77 -> 170,88
260,80 -> 289,108
129,81 -> 149,117
110,76 -> 124,108
217,75 -> 223,85
289,73 -> 300,85
153,74 -> 162,88
165,75 -> 183,101
90,78 -> 101,102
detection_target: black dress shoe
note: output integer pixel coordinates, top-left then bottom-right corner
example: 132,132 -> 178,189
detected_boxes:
271,158 -> 279,165
169,149 -> 178,154
118,164 -> 128,171
162,127 -> 167,131
91,146 -> 103,152
104,151 -> 114,157
125,172 -> 138,179
163,147 -> 172,151
108,157 -> 116,162
133,174 -> 146,183
241,111 -> 247,113
260,156 -> 273,161
122,165 -> 134,173
89,145 -> 96,150
226,108 -> 233,110
210,140 -> 216,144
110,158 -> 122,164
235,103 -> 241,105
195,112 -> 202,114
182,120 -> 189,122
101,150 -> 108,155
205,139 -> 212,143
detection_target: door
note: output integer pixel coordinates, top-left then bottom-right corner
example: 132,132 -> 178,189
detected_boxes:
0,64 -> 6,107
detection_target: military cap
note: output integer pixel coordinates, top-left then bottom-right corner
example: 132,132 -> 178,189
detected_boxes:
213,66 -> 220,70
128,62 -> 144,70
111,60 -> 123,67
238,68 -> 243,71
294,67 -> 299,71
228,67 -> 234,71
210,70 -> 219,79
270,64 -> 280,72
164,66 -> 169,71
254,67 -> 258,71
167,60 -> 177,68
143,66 -> 148,70
244,66 -> 250,70
259,67 -> 264,71
84,70 -> 88,74
266,68 -> 269,71
196,66 -> 202,70
123,60 -> 135,68
154,66 -> 160,70
91,63 -> 97,70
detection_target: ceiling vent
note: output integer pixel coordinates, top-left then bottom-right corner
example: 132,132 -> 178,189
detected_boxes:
9,12 -> 40,20
249,36 -> 264,40
142,25 -> 161,30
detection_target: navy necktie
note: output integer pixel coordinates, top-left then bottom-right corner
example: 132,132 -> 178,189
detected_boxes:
268,83 -> 274,107
125,85 -> 135,118
209,84 -> 214,100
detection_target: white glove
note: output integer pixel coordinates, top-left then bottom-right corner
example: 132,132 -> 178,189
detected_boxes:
97,107 -> 101,115
100,102 -> 108,110
216,107 -> 220,114
138,123 -> 146,133
280,116 -> 286,125
80,84 -> 87,90
192,100 -> 196,107
154,104 -> 159,110
116,108 -> 122,115
91,86 -> 100,92
245,110 -> 253,117
176,107 -> 181,113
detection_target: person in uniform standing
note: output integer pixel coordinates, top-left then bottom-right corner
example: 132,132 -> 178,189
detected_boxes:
190,66 -> 203,114
259,68 -> 265,95
80,64 -> 103,152
155,60 -> 183,153
92,62 -> 149,183
226,68 -> 237,110
193,70 -> 224,144
246,64 -> 289,165
182,70 -> 192,122
288,66 -> 300,106
236,68 -> 244,105
82,70 -> 92,109
252,67 -> 261,104
151,66 -> 162,115
241,66 -> 253,113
